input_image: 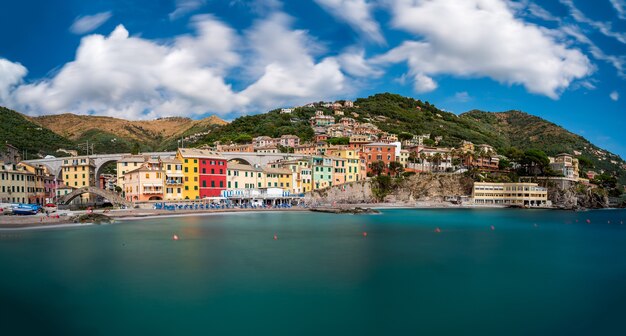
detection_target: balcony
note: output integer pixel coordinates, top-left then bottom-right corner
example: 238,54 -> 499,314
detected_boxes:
165,179 -> 184,185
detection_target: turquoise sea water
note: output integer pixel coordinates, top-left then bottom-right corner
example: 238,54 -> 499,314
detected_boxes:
1,209 -> 626,335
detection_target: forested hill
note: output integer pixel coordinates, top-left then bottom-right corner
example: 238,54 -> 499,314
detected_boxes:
193,93 -> 624,180
0,106 -> 75,158
1,93 -> 624,182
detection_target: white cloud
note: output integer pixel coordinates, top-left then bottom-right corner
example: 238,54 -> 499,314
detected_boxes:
1,13 -> 354,119
560,25 -> 625,77
610,91 -> 619,101
0,59 -> 27,102
70,11 -> 112,35
239,13 -> 349,110
337,48 -> 383,77
314,0 -> 385,44
453,91 -> 472,102
375,0 -> 592,99
169,0 -> 206,21
609,0 -> 626,20
11,20 -> 245,119
560,0 -> 626,44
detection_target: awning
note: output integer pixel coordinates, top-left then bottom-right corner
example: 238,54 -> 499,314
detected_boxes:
166,173 -> 184,177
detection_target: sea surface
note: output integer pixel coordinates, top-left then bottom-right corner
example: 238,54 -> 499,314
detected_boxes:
1,209 -> 626,336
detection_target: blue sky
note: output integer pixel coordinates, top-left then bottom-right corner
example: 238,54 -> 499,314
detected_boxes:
0,0 -> 624,157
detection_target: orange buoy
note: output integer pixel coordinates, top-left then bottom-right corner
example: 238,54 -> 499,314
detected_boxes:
435,227 -> 441,233
490,225 -> 495,231
172,234 -> 179,241
273,234 -> 278,240
362,231 -> 368,237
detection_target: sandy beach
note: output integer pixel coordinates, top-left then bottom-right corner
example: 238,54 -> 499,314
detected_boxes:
0,201 -> 514,229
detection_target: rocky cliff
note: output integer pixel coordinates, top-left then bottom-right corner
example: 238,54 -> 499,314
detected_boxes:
540,179 -> 609,209
305,173 -> 473,205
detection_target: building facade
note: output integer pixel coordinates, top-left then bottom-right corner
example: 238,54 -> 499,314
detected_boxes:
471,182 -> 549,206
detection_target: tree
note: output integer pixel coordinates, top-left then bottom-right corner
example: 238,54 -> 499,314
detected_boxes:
233,134 -> 252,144
520,149 -> 550,175
398,132 -> 413,141
498,158 -> 511,170
370,160 -> 386,176
327,137 -> 350,145
131,142 -> 141,155
388,161 -> 404,177
432,153 -> 443,172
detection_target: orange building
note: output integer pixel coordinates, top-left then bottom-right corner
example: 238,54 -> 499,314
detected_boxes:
361,142 -> 397,175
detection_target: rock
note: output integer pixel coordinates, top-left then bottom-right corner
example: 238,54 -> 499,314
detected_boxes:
72,213 -> 114,224
310,207 -> 380,214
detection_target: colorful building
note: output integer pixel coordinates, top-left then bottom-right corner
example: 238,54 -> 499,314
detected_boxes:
123,161 -> 164,202
116,155 -> 147,187
163,158 -> 184,200
227,161 -> 266,190
0,162 -> 33,203
361,142 -> 397,175
471,182 -> 549,207
330,156 -> 347,186
177,148 -> 227,199
312,156 -> 333,190
61,157 -> 96,203
327,147 -> 361,183
264,167 -> 293,191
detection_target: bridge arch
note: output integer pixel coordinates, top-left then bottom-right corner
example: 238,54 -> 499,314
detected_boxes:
58,186 -> 133,208
227,158 -> 254,166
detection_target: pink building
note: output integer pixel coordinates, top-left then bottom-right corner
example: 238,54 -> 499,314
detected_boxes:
279,135 -> 301,148
123,162 -> 164,201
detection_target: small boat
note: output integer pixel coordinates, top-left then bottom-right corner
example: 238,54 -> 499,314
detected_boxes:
12,204 -> 41,216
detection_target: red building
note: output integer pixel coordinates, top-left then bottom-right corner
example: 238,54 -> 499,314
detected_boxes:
199,155 -> 227,197
361,142 -> 397,175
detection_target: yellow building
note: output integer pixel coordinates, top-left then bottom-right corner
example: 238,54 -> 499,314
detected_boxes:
471,182 -> 549,207
264,167 -> 293,192
162,158 -> 184,200
398,149 -> 410,168
270,159 -> 313,193
61,157 -> 96,203
0,162 -> 34,203
117,155 -> 148,187
327,147 -> 360,183
176,149 -> 200,200
227,162 -> 266,190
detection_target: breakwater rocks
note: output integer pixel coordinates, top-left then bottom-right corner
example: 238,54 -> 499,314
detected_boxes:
310,207 -> 380,214
72,213 -> 114,224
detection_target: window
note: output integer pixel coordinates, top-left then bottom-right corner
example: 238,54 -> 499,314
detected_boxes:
194,186 -> 198,190
184,167 -> 188,173
211,181 -> 215,187
202,168 -> 206,174
220,169 -> 223,174
228,181 -> 231,188
211,169 -> 215,174
185,159 -> 188,163
185,186 -> 189,190
146,173 -> 149,179
202,181 -> 207,187
194,167 -> 198,173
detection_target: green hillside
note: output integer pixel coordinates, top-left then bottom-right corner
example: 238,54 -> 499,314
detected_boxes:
0,106 -> 75,159
194,93 -> 625,182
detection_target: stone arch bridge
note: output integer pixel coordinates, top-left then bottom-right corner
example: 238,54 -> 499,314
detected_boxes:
58,186 -> 134,208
